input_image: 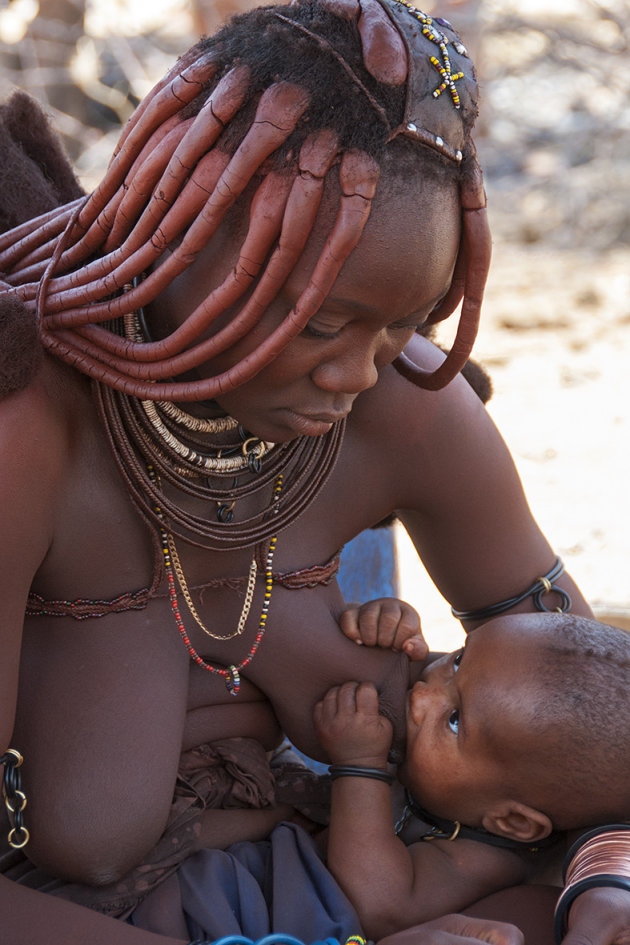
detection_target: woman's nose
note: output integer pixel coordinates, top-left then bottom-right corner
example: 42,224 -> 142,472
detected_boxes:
311,345 -> 379,395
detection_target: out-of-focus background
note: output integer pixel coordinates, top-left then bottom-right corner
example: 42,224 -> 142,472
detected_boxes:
1,0 -> 628,650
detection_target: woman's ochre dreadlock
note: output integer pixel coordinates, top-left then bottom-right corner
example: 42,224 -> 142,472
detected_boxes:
0,0 -> 491,401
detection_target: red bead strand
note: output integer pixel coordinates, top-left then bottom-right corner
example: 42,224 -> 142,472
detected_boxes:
149,465 -> 282,695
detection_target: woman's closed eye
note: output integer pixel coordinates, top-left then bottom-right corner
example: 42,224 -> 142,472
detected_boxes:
301,323 -> 341,340
448,709 -> 460,735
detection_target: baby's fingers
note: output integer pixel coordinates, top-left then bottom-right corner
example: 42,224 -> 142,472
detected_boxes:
402,633 -> 429,661
362,598 -> 421,649
354,680 -> 381,715
313,684 -> 341,727
339,605 -> 363,644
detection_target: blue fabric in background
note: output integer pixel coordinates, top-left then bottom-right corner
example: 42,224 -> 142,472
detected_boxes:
337,527 -> 399,603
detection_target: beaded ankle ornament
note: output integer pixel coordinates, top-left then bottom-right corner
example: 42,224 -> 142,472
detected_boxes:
149,464 -> 283,695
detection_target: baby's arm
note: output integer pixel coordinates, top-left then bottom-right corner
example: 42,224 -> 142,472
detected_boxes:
339,598 -> 428,661
314,682 -> 529,940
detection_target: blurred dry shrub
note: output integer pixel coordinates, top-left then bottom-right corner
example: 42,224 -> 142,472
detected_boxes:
479,0 -> 630,248
0,0 -> 628,248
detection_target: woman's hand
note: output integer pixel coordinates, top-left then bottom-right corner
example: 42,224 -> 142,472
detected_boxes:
340,597 -> 428,661
378,913 -> 524,945
562,886 -> 630,944
313,680 -> 392,768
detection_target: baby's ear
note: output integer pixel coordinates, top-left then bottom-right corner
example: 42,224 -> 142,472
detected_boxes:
481,800 -> 553,844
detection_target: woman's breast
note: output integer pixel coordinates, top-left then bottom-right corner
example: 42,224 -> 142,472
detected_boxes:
231,581 -> 411,762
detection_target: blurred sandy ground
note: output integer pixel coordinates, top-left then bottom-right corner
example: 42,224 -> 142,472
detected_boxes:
398,0 -> 630,650
1,0 -> 628,651
399,242 -> 630,652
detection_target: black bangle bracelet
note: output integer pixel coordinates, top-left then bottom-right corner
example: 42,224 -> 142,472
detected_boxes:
328,764 -> 394,784
452,557 -> 571,621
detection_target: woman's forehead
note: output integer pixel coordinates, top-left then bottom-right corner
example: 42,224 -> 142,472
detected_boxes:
278,174 -> 461,315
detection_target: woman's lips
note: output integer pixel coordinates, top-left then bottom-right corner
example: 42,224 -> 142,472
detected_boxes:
282,409 -> 349,436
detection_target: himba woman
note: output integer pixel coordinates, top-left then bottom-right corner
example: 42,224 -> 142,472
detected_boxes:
1,1 -> 629,943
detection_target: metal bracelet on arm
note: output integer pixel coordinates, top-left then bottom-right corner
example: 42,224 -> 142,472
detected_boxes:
452,557 -> 571,622
1,748 -> 29,849
553,824 -> 630,944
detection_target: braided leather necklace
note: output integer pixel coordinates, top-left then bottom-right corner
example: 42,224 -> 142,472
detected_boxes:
96,379 -> 345,549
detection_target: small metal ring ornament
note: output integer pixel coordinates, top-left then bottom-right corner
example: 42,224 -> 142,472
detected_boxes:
3,749 -> 23,767
5,789 -> 27,814
217,501 -> 236,523
533,584 -> 572,613
8,826 -> 30,849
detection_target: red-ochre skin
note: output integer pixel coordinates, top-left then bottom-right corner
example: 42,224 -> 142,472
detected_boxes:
0,1 -> 622,942
0,170 -> 592,943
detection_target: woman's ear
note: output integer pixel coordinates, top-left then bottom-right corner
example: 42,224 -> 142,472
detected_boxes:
481,800 -> 553,844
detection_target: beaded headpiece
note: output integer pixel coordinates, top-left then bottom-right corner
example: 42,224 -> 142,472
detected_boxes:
347,0 -> 478,163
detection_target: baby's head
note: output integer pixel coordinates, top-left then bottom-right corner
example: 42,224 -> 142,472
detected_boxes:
400,613 -> 630,845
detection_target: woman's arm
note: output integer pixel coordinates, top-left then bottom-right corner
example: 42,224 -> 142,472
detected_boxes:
369,340 -> 593,625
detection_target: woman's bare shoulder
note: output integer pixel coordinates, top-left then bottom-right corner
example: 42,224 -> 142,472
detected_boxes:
351,334 -> 492,449
0,356 -> 80,451
0,357 -> 84,526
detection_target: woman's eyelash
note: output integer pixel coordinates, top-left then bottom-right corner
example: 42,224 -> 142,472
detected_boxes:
302,324 -> 340,340
390,322 -> 422,332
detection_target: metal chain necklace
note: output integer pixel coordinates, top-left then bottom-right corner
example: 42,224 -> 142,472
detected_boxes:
166,531 -> 258,640
148,464 -> 283,694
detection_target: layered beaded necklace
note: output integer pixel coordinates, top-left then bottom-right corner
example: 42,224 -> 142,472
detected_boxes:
93,309 -> 345,690
95,382 -> 344,551
93,310 -> 346,550
149,464 -> 283,695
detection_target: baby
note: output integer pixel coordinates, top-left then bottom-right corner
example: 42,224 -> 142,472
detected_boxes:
315,604 -> 630,940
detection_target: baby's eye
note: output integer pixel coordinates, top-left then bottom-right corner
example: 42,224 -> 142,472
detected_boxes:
453,649 -> 464,672
448,709 -> 460,735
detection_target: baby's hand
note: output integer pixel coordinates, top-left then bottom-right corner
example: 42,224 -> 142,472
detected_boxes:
313,681 -> 393,768
340,597 -> 428,661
